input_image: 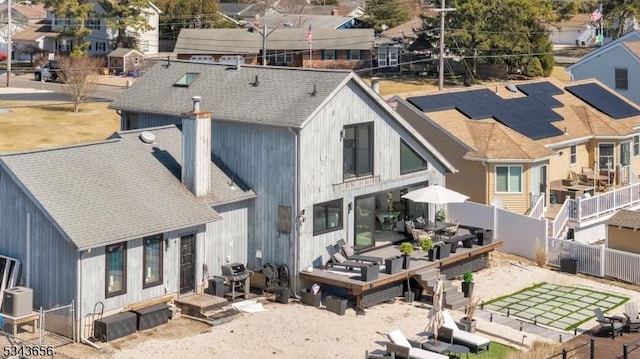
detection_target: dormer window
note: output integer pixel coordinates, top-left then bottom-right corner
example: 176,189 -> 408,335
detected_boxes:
174,72 -> 200,87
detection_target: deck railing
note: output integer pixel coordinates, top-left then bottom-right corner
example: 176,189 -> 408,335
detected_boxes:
566,182 -> 640,221
529,192 -> 545,219
550,199 -> 571,238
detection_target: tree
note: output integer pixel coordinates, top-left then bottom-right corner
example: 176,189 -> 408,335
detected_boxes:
603,0 -> 640,39
102,0 -> 154,50
153,0 -> 233,41
417,0 -> 556,77
362,0 -> 411,33
59,56 -> 102,112
44,0 -> 94,57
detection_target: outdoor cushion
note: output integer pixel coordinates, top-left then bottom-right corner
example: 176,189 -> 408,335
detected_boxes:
387,329 -> 448,359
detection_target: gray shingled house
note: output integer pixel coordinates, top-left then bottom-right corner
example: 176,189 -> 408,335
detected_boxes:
109,61 -> 456,292
0,110 -> 255,341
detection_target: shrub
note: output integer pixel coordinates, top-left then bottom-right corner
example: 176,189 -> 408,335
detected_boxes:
534,238 -> 547,267
399,242 -> 414,255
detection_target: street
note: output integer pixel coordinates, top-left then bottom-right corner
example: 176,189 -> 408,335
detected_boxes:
0,73 -> 127,101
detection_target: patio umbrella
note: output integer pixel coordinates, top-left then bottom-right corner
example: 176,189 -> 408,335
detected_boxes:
426,277 -> 444,342
402,185 -> 469,222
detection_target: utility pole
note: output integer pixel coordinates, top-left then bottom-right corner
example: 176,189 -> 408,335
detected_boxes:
6,0 -> 11,87
435,0 -> 455,91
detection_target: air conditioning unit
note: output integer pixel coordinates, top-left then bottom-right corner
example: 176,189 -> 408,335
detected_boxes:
2,286 -> 33,317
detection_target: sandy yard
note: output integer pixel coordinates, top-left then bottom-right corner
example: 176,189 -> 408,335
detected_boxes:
53,252 -> 640,359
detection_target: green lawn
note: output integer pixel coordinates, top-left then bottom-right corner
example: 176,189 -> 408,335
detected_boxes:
469,341 -> 519,358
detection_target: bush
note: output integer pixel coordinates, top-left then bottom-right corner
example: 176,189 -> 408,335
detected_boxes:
419,236 -> 433,251
399,242 -> 414,255
534,238 -> 547,267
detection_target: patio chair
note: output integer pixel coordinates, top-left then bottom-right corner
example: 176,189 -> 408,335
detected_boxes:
325,245 -> 372,270
387,329 -> 448,359
336,239 -> 383,264
623,302 -> 640,333
438,311 -> 490,353
593,307 -> 624,339
441,220 -> 459,237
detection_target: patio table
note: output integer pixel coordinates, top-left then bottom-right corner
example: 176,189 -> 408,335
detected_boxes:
447,344 -> 470,358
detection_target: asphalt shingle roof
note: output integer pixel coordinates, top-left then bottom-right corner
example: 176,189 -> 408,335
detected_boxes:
0,126 -> 255,250
109,61 -> 353,127
608,209 -> 640,230
174,28 -> 374,54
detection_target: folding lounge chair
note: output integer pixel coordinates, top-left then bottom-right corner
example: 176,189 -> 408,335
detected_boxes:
439,311 -> 490,353
623,302 -> 640,332
387,329 -> 448,359
593,307 -> 624,339
336,239 -> 383,264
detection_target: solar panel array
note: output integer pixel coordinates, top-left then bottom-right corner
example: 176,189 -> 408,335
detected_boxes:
406,81 -> 565,140
565,83 -> 640,119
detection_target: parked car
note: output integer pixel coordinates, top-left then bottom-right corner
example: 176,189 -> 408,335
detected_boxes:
34,60 -> 64,82
0,52 -> 7,61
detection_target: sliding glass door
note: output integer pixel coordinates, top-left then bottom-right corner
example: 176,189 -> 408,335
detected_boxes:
354,196 -> 375,251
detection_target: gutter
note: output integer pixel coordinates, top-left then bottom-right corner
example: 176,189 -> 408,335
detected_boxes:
288,127 -> 301,297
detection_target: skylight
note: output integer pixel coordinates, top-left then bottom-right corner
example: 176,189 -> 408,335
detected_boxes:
174,72 -> 200,87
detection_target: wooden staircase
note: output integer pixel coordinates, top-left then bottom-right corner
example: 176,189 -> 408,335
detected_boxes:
413,268 -> 467,311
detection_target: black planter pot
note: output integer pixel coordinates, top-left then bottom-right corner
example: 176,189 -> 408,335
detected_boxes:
385,256 -> 403,274
402,254 -> 411,269
436,243 -> 451,259
427,249 -> 435,261
462,282 -> 474,298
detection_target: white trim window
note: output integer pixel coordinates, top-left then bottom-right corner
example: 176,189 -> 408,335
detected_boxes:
569,145 -> 577,165
496,165 -> 522,193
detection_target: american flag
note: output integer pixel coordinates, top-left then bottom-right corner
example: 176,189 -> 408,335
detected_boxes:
306,24 -> 312,43
591,5 -> 603,22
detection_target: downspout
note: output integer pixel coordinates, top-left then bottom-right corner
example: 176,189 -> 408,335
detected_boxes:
288,127 -> 300,296
78,249 -> 100,349
25,212 -> 30,287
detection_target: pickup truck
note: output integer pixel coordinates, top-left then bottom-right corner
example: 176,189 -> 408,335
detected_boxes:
34,60 -> 64,82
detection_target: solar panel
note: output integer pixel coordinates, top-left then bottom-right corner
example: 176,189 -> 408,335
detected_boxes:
531,94 -> 563,108
456,102 -> 493,119
407,95 -> 456,112
511,122 -> 564,140
565,83 -> 640,119
517,82 -> 564,96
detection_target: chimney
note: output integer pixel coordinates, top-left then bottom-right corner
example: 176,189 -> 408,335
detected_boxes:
181,96 -> 212,197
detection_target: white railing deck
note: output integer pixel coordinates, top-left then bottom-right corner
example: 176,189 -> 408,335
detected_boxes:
529,193 -> 545,219
551,199 -> 570,238
563,182 -> 640,222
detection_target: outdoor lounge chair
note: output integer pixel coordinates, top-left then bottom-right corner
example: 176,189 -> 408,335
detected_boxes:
623,302 -> 640,333
336,239 -> 383,264
593,307 -> 624,339
387,329 -> 448,359
438,311 -> 490,353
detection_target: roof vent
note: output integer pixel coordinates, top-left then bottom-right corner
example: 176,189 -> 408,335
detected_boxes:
310,84 -> 317,96
252,75 -> 259,87
506,84 -> 518,93
139,131 -> 156,144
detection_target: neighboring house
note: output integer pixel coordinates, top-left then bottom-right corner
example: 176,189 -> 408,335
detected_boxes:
109,61 -> 455,287
173,28 -> 374,69
377,17 -> 427,73
607,209 -> 640,254
218,2 -> 280,25
392,78 -> 640,243
107,48 -> 144,75
0,123 -> 256,341
566,31 -> 640,106
11,0 -> 160,57
546,13 -> 610,47
258,13 -> 362,29
0,3 -> 46,56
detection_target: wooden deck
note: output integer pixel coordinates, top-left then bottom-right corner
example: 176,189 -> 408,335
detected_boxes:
299,240 -> 502,308
560,327 -> 640,358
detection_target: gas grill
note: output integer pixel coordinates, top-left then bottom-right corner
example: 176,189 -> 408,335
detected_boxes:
220,263 -> 253,301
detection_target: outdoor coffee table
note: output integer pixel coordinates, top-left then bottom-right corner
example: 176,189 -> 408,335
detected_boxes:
447,344 -> 470,358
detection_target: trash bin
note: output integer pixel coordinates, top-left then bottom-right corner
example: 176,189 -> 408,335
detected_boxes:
477,229 -> 493,245
560,258 -> 578,274
275,287 -> 289,304
208,277 -> 227,297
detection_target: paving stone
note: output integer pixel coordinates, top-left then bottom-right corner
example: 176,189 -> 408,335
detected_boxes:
509,303 -> 529,312
501,297 -> 520,303
555,286 -> 574,293
536,316 -> 554,325
550,307 -> 571,316
590,292 -> 607,300
567,312 -> 590,321
582,296 -> 600,304
512,293 -> 530,300
537,304 -> 555,311
560,303 -> 582,312
563,293 -> 581,300
555,296 -> 574,304
573,289 -> 592,296
542,312 -> 562,321
528,296 -> 547,304
541,283 -> 559,290
539,293 -> 556,300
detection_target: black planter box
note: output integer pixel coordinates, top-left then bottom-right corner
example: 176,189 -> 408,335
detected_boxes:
385,256 -> 402,274
325,295 -> 347,315
476,229 -> 493,245
300,290 -> 321,307
436,243 -> 451,259
132,303 -> 170,331
94,311 -> 137,342
361,264 -> 380,282
402,255 -> 411,269
560,258 -> 578,274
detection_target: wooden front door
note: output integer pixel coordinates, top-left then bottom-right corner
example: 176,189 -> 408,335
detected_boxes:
179,234 -> 195,294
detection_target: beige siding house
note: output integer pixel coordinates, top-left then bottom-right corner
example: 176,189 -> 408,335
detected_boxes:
607,209 -> 640,254
392,78 -> 640,241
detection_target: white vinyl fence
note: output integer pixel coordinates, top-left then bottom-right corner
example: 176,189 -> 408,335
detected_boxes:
448,202 -> 640,286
